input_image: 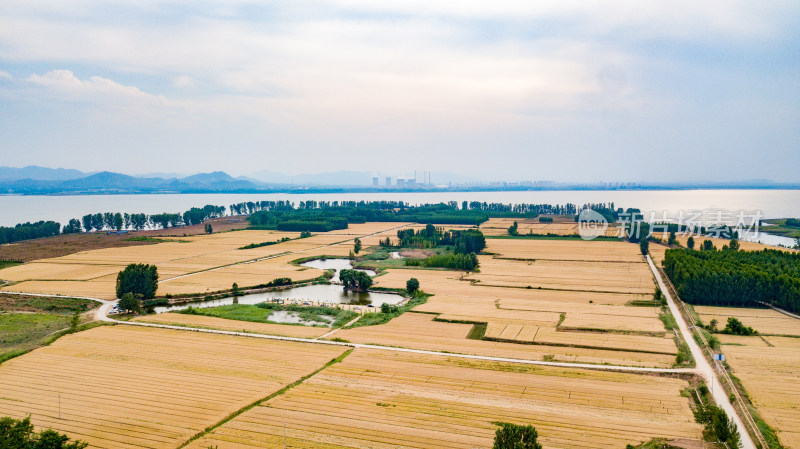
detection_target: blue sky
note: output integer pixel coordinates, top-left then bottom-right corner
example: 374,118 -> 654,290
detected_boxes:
0,1 -> 798,182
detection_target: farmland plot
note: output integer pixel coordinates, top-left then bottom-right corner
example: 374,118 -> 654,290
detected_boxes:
133,312 -> 329,338
335,313 -> 675,368
187,349 -> 702,449
720,335 -> 800,448
0,325 -> 346,449
468,257 -> 654,294
695,306 -> 800,336
0,229 -> 365,298
485,238 -> 642,262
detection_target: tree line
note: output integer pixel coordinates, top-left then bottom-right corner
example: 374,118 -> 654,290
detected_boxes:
0,221 -> 61,244
663,248 -> 800,313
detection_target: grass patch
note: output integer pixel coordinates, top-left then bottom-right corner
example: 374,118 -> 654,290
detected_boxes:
0,294 -> 98,313
0,260 -> 22,270
239,237 -> 292,249
347,291 -> 429,328
625,438 -> 682,449
466,323 -> 487,340
179,303 -> 357,328
0,295 -> 102,362
0,320 -> 109,365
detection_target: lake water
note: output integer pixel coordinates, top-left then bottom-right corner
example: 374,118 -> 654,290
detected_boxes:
3,190 -> 800,227
154,284 -> 403,313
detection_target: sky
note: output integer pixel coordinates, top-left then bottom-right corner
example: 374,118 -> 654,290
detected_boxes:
0,1 -> 798,183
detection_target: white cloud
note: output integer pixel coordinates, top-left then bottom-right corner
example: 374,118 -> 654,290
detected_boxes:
0,70 -> 11,80
27,69 -> 167,104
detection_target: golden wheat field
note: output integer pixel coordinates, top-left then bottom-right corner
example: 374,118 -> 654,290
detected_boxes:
133,312 -> 330,338
0,224 -> 404,298
480,218 -> 620,237
334,313 -> 675,368
485,238 -> 643,262
719,335 -> 800,448
187,349 -> 702,449
0,325 -> 345,449
694,306 -> 800,336
468,256 -> 654,294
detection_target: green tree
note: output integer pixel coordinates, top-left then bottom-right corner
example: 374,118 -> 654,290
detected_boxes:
508,221 -> 519,236
204,223 -> 213,234
687,236 -> 695,249
0,416 -> 88,449
118,292 -> 141,314
728,238 -> 740,251
116,264 -> 159,299
640,237 -> 649,255
340,269 -> 373,291
702,239 -> 715,251
113,212 -> 124,231
62,219 -> 82,234
493,423 -> 542,449
406,278 -> 420,294
354,238 -> 362,254
69,312 -> 80,331
668,230 -> 677,246
232,282 -> 243,296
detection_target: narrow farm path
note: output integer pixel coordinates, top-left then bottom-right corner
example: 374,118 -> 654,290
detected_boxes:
646,255 -> 756,449
316,315 -> 362,340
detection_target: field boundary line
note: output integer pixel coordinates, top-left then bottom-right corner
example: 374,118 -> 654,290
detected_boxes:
756,300 -> 800,320
176,348 -> 354,449
316,315 -> 361,340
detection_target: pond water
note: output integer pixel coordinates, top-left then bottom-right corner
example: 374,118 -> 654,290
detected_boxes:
267,310 -> 334,327
739,230 -> 797,248
154,283 -> 403,314
299,258 -> 376,282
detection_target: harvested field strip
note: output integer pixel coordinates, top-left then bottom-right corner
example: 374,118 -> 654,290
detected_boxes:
720,337 -> 800,448
0,325 -> 346,449
335,312 -> 675,368
695,305 -> 800,337
483,323 -> 676,355
187,349 -> 701,449
133,313 -> 329,338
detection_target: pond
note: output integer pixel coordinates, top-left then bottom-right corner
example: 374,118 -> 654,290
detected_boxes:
299,258 -> 376,282
154,283 -> 403,314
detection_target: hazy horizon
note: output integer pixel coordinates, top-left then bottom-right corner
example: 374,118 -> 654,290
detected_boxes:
1,1 -> 798,182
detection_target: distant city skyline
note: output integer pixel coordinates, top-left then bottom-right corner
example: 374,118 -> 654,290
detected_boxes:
1,1 -> 798,182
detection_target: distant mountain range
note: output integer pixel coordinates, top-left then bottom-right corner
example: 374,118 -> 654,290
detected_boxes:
0,166 -> 797,195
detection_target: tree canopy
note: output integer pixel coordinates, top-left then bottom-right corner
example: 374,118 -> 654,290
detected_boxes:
663,248 -> 800,313
0,416 -> 88,449
493,423 -> 542,449
116,263 -> 159,299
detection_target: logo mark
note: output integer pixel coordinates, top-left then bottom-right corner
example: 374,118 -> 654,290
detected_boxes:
578,209 -> 608,241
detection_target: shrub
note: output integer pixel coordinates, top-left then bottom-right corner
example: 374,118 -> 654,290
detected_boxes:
493,422 -> 542,449
406,277 -> 420,294
720,317 -> 757,336
118,292 -> 141,313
